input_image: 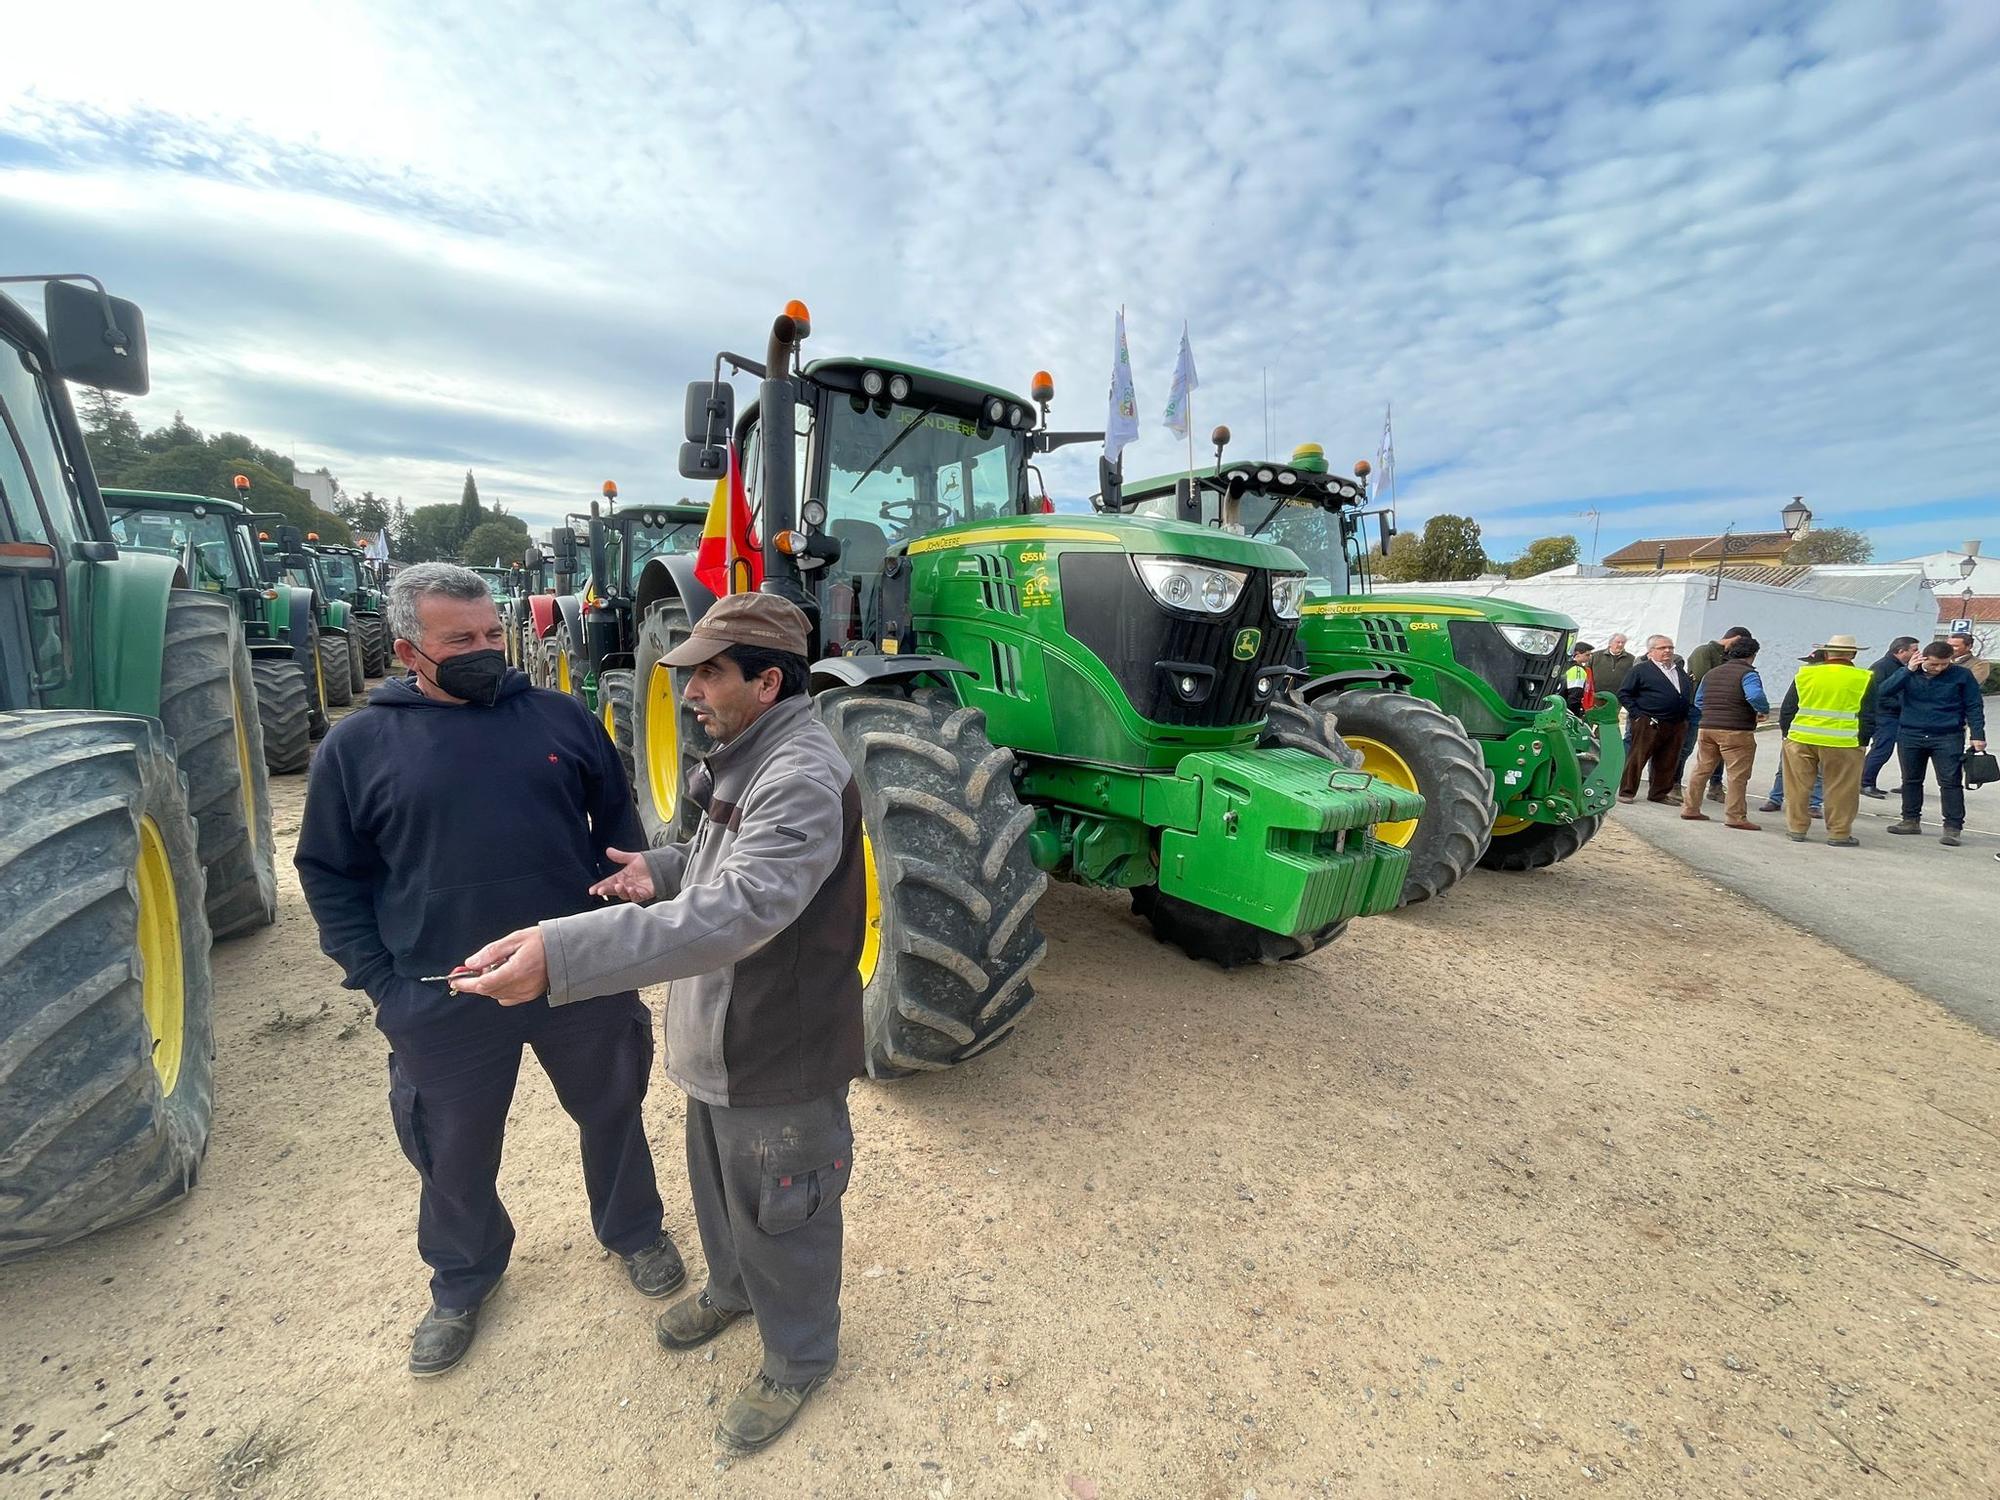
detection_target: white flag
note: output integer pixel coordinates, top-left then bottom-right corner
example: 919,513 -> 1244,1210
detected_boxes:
1105,307 -> 1139,467
1163,323 -> 1198,437
1375,403 -> 1395,502
365,528 -> 390,562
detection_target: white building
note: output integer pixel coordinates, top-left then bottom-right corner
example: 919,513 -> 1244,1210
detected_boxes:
296,469 -> 339,512
1390,566 -> 1933,702
1887,539 -> 1995,593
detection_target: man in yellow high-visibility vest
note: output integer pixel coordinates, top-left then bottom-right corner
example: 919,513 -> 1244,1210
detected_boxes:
1777,634 -> 1878,846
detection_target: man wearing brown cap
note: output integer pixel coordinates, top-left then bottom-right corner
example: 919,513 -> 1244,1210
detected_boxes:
458,592 -> 866,1456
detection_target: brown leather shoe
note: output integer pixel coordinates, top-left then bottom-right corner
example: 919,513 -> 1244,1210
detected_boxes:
1680,811 -> 1711,821
1725,820 -> 1762,831
656,1289 -> 749,1352
715,1371 -> 831,1454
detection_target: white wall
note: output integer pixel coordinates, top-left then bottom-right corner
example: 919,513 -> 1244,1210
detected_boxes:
1389,574 -> 1937,701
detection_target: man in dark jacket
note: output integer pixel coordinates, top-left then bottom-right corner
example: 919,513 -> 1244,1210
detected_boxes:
1680,636 -> 1769,828
295,564 -> 682,1378
1860,636 -> 1922,797
1617,634 -> 1696,803
1880,641 -> 1988,846
1676,625 -> 1750,795
1589,634 -> 1636,701
459,593 -> 864,1457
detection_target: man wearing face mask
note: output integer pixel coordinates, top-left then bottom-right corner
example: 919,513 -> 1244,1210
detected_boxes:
295,563 -> 685,1378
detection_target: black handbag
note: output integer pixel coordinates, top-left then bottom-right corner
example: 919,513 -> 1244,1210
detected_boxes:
1966,748 -> 2000,789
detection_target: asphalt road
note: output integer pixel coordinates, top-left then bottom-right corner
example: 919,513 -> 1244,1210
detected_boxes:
1614,765 -> 1998,1036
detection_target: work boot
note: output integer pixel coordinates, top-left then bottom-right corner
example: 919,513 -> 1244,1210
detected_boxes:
715,1371 -> 831,1455
1859,785 -> 1886,799
410,1301 -> 484,1377
624,1232 -> 688,1298
1758,800 -> 1781,813
1725,820 -> 1762,831
656,1288 -> 749,1352
1941,829 -> 1962,847
1826,836 -> 1859,847
1680,811 -> 1711,822
1786,832 -> 1809,842
1706,784 -> 1725,804
1887,819 -> 1921,835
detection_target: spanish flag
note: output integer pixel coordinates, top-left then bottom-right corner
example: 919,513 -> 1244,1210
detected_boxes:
693,446 -> 762,597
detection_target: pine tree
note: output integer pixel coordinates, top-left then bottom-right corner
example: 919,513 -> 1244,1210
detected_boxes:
459,471 -> 482,532
77,387 -> 145,479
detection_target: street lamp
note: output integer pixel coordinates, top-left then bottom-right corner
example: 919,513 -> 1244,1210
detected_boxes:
1780,496 -> 1811,536
1960,553 -> 1978,582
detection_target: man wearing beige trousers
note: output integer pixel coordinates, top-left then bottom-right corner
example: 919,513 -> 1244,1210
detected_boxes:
1776,634 -> 1878,847
1681,636 -> 1770,829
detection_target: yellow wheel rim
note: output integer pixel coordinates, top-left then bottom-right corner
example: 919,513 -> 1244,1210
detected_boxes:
136,816 -> 185,1096
600,697 -> 616,741
557,650 -> 572,695
1345,735 -> 1421,848
312,642 -> 326,709
859,827 -> 882,986
645,659 -> 681,826
1490,813 -> 1533,837
231,678 -> 260,859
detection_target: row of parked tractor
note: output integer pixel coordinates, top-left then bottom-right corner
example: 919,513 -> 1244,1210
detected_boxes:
0,277 -> 1623,1265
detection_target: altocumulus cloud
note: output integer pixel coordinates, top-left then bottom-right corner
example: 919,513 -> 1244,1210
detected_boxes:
1,0 -> 1995,557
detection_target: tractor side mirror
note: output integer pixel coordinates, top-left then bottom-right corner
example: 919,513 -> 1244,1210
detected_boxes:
44,280 -> 150,396
1098,453 -> 1123,512
1174,477 -> 1202,527
679,381 -> 734,482
1379,512 -> 1397,553
549,528 -> 578,568
523,545 -> 544,569
276,524 -> 304,552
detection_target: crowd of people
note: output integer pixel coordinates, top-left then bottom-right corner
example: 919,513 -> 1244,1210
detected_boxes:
1567,628 -> 1990,848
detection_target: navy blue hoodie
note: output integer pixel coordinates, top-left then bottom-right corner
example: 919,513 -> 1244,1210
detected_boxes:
295,669 -> 644,1038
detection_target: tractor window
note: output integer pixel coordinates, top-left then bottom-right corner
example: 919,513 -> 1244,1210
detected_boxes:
317,553 -> 360,601
0,336 -> 85,548
1240,493 -> 1349,595
107,508 -> 243,591
822,399 -> 1026,544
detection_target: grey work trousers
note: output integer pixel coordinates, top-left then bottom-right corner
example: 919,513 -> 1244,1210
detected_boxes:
686,1087 -> 853,1384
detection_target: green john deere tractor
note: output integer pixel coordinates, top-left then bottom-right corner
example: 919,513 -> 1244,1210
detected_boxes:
0,274 -> 225,1260
104,487 -> 319,774
524,524 -> 586,695
629,304 -> 1422,1078
1122,440 -> 1621,898
264,526 -> 362,710
308,539 -> 389,679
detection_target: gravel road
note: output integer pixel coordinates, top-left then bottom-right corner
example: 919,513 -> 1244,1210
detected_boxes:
5,732 -> 1998,1499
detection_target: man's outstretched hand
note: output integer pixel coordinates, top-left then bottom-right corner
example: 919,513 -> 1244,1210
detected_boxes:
590,847 -> 656,904
453,928 -> 548,1005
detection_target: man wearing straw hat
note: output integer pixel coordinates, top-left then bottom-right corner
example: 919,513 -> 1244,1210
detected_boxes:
1776,634 -> 1878,846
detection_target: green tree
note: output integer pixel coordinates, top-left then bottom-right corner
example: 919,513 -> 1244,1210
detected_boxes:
459,471 -> 482,532
77,388 -> 145,479
402,502 -> 472,563
339,488 -> 392,535
1373,531 -> 1425,583
1784,527 -> 1872,565
1507,534 -> 1579,579
1415,514 -> 1486,581
458,516 -> 531,568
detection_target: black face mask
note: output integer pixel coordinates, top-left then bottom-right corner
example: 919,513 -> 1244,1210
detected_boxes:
413,645 -> 507,707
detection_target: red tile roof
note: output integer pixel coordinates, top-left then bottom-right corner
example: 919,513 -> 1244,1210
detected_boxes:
1936,594 -> 2000,623
1602,532 -> 1796,566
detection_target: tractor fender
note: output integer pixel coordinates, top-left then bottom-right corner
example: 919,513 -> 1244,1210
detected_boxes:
635,554 -> 716,627
809,653 -> 972,692
87,548 -> 181,718
555,594 -> 587,657
528,593 -> 559,640
1294,667 -> 1414,704
246,640 -> 294,663
323,598 -> 351,633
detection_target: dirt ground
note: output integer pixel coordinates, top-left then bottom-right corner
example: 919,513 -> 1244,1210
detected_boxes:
5,728 -> 2000,1500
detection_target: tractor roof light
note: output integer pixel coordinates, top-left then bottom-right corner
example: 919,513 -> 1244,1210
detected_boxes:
985,397 -> 1004,423
1031,370 -> 1055,403
783,299 -> 812,338
801,498 -> 827,527
603,480 -> 619,499
306,532 -> 319,542
888,373 -> 911,401
861,369 -> 885,397
233,474 -> 250,493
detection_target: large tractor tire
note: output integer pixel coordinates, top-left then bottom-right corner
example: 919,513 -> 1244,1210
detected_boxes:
1480,814 -> 1604,872
598,667 -> 636,790
1133,696 -> 1365,967
160,594 -> 278,939
251,656 -> 313,774
0,712 -> 217,1262
298,622 -> 331,741
343,627 -> 366,696
354,614 -> 388,679
631,599 -> 713,846
820,687 -> 1049,1078
1317,689 -> 1494,905
319,632 -> 354,708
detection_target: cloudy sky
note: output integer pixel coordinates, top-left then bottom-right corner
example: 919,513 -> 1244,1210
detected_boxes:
4,0 -> 1996,563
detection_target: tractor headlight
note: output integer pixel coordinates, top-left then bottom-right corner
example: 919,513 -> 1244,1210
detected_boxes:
1136,556 -> 1247,615
888,373 -> 911,401
862,369 -> 886,397
801,498 -> 827,527
1496,623 -> 1564,656
1268,572 -> 1307,619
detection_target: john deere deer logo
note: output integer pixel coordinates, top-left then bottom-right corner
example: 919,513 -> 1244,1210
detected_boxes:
1232,628 -> 1261,660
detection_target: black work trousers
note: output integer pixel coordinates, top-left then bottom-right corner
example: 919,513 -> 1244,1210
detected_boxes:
686,1087 -> 853,1385
1621,715 -> 1687,800
386,993 -> 663,1309
1898,730 -> 1967,830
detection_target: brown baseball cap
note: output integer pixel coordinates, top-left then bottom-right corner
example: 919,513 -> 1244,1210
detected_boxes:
663,592 -> 812,666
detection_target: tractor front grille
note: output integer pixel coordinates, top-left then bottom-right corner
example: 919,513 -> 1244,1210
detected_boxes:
1059,553 -> 1299,728
1447,619 -> 1565,711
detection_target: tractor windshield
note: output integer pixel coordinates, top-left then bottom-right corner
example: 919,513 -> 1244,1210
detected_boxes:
108,506 -> 244,592
822,399 -> 1026,547
316,553 -> 361,601
1238,491 -> 1350,595
619,516 -> 703,585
